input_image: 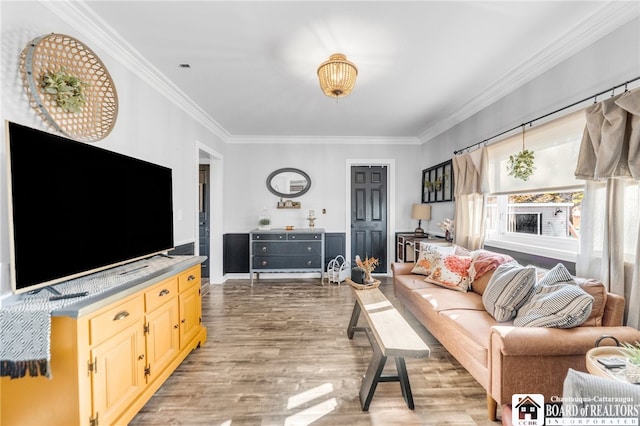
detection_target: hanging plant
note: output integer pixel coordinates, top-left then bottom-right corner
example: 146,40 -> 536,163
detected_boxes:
42,66 -> 88,113
507,125 -> 535,181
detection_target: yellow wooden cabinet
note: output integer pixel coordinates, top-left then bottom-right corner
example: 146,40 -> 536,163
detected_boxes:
0,259 -> 206,426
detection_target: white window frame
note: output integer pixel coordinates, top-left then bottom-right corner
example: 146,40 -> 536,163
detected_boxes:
484,191 -> 581,262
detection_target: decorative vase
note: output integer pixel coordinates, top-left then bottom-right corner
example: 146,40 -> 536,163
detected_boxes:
445,230 -> 451,241
625,359 -> 640,383
363,272 -> 374,284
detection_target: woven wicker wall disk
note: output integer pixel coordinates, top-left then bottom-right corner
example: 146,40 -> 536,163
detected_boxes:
20,33 -> 118,142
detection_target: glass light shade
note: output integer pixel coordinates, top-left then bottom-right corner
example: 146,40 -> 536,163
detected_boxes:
317,53 -> 358,98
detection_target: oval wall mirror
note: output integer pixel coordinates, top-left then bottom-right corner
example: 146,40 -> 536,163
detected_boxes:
266,168 -> 311,198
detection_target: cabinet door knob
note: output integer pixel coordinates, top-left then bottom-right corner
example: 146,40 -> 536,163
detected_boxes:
174,324 -> 180,329
138,354 -> 145,360
261,260 -> 268,266
113,311 -> 130,321
291,235 -> 296,239
262,246 -> 267,252
181,319 -> 186,324
306,260 -> 312,266
159,289 -> 170,297
187,275 -> 196,281
307,246 -> 312,252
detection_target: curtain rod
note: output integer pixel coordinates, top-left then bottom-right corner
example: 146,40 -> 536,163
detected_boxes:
453,76 -> 640,155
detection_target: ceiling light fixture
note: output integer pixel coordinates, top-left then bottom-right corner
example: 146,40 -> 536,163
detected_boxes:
317,53 -> 358,98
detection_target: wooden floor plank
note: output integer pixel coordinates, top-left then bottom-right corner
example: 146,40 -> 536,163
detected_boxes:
129,277 -> 501,425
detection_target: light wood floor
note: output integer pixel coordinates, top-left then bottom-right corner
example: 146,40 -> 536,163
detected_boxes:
129,277 -> 502,426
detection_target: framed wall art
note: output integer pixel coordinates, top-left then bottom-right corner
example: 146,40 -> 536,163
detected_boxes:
422,160 -> 453,203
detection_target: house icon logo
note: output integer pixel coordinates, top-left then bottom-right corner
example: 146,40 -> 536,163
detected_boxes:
512,394 -> 544,426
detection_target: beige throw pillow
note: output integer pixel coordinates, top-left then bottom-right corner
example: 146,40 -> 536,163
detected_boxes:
411,244 -> 455,276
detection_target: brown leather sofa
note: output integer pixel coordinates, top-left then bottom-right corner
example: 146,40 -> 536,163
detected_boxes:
391,261 -> 640,421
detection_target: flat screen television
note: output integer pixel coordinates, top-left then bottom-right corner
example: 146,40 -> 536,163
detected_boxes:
6,121 -> 174,294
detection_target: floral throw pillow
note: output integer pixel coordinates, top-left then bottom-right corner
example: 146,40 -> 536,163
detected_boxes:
411,244 -> 455,276
424,254 -> 473,292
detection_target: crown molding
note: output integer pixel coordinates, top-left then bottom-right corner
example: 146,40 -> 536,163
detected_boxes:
39,1 -> 638,146
39,0 -> 231,143
227,135 -> 421,145
418,1 -> 640,144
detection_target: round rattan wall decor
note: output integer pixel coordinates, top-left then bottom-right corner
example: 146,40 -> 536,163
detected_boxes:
20,33 -> 118,142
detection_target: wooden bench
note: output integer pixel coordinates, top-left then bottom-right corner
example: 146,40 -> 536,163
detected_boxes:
347,286 -> 430,411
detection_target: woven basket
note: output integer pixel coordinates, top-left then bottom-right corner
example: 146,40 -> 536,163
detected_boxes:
20,33 -> 118,142
346,278 -> 380,290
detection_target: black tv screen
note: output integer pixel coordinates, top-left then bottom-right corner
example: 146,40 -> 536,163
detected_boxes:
6,121 -> 174,294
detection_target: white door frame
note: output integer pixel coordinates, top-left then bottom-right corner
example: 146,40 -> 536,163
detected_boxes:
345,159 -> 395,275
195,140 -> 224,284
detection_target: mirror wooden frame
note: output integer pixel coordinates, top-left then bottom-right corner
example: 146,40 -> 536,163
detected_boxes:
266,168 -> 311,198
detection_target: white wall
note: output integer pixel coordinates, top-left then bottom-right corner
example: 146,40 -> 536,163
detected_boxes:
0,2 -> 227,299
223,142 -> 422,232
421,17 -> 640,228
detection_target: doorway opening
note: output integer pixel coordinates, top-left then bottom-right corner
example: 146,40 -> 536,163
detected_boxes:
196,142 -> 223,286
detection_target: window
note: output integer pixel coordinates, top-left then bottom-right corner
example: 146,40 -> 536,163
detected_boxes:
486,190 -> 583,260
484,111 -> 586,261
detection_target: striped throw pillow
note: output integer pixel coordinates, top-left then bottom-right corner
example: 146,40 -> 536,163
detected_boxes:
482,262 -> 536,322
514,263 -> 594,328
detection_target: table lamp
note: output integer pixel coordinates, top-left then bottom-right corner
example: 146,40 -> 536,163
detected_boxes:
411,204 -> 431,236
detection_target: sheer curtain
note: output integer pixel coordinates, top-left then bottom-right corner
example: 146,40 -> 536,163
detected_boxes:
453,146 -> 489,250
575,87 -> 640,326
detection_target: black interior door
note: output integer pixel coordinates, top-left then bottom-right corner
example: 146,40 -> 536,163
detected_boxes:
351,166 -> 387,273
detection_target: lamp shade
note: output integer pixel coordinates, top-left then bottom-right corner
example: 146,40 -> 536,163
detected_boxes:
411,204 -> 431,221
317,53 -> 358,98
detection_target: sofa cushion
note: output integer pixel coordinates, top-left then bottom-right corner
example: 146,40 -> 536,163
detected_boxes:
424,254 -> 473,292
514,263 -> 594,328
414,287 -> 485,313
576,279 -> 607,327
471,269 -> 495,296
411,244 -> 455,276
482,263 -> 537,322
469,250 -> 514,295
439,309 -> 505,367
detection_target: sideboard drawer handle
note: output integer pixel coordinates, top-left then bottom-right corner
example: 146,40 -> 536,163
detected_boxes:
261,260 -> 268,266
262,246 -> 268,252
307,246 -> 312,252
256,235 -> 261,239
113,311 -> 130,321
291,235 -> 296,239
306,260 -> 312,266
187,275 -> 196,281
159,289 -> 170,297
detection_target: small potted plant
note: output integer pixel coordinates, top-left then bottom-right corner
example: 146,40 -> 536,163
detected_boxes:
620,341 -> 640,383
258,217 -> 271,231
